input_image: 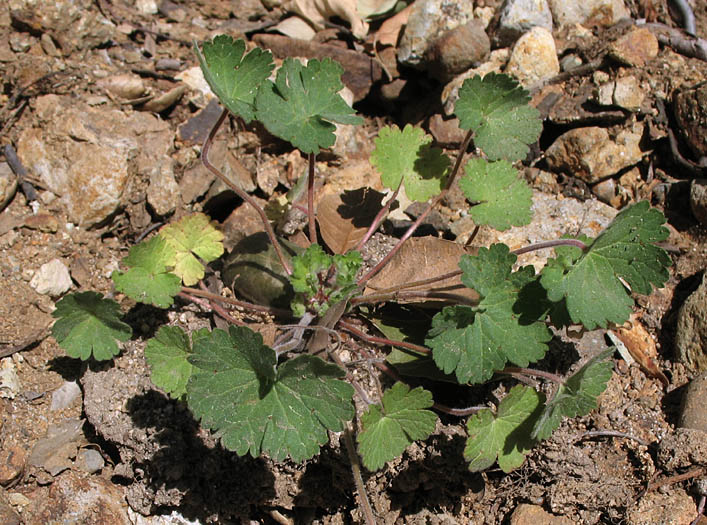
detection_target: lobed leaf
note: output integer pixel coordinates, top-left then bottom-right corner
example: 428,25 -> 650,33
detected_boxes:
187,326 -> 354,462
460,158 -> 532,230
426,244 -> 551,384
111,236 -> 182,308
159,213 -> 224,286
531,349 -> 613,440
464,385 -> 542,472
195,35 -> 274,123
370,124 -> 450,202
540,201 -> 671,329
358,383 -> 438,471
51,292 -> 132,361
255,57 -> 363,154
145,326 -> 192,399
454,73 -> 542,162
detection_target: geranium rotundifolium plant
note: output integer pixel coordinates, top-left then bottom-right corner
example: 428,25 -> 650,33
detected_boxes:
51,35 -> 672,514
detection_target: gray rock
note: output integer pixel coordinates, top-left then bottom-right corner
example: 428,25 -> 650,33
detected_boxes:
0,162 -> 17,211
451,190 -> 617,272
548,0 -> 629,28
545,123 -> 645,183
28,419 -> 84,476
595,76 -> 645,112
17,94 -> 171,227
76,449 -> 105,474
424,19 -> 490,82
29,258 -> 73,297
675,272 -> 707,372
689,178 -> 707,225
614,76 -> 645,112
497,0 -> 553,47
505,26 -> 559,88
679,371 -> 707,432
146,158 -> 180,216
397,0 -> 476,67
51,380 -> 81,412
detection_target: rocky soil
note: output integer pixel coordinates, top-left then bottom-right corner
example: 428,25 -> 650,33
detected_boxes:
1,0 -> 707,524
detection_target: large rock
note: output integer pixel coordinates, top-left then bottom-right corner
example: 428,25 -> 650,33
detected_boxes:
8,0 -> 114,52
690,178 -> 707,225
497,0 -> 553,47
675,272 -> 707,372
424,19 -> 490,82
0,162 -> 17,211
545,123 -> 645,183
451,190 -> 617,272
505,26 -> 560,88
673,82 -> 707,160
548,0 -> 629,28
397,0 -> 476,67
16,95 -> 171,227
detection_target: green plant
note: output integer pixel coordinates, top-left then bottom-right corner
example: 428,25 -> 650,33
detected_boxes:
52,35 -> 671,520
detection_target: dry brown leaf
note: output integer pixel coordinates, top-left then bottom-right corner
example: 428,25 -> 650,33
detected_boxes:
284,0 -> 369,38
373,3 -> 412,47
364,237 -> 479,305
317,187 -> 386,254
357,0 -> 398,19
611,313 -> 669,388
271,16 -> 317,40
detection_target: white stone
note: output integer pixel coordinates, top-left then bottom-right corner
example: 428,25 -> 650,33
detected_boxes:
497,0 -> 553,46
30,258 -> 73,297
505,26 -> 559,88
549,0 -> 629,27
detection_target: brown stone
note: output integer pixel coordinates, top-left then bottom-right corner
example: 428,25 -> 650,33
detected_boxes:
609,28 -> 659,67
0,445 -> 26,486
16,95 -> 172,227
673,83 -> 707,159
428,114 -> 466,146
511,504 -> 574,525
545,124 -> 645,183
424,19 -> 490,82
25,471 -> 131,525
23,213 -> 59,233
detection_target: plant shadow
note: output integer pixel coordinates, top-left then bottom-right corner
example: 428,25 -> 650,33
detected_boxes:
124,390 -> 276,522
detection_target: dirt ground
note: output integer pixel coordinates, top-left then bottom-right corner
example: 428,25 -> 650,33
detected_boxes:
1,1 -> 707,524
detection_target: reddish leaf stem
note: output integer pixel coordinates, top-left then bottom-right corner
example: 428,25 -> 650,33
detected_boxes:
354,181 -> 402,252
338,319 -> 431,354
202,109 -> 292,274
353,268 -> 463,298
433,403 -> 485,417
181,286 -> 292,317
501,366 -> 564,384
357,129 -> 474,286
307,152 -> 317,245
511,238 -> 587,256
177,291 -> 246,326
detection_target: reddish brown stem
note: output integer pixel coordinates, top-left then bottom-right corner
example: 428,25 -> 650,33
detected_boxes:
181,286 -> 292,317
433,403 -> 485,417
307,152 -> 317,245
501,366 -> 563,384
357,129 -> 474,286
178,291 -> 246,326
354,181 -> 402,252
339,319 -> 431,354
511,238 -> 588,256
202,109 -> 292,274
